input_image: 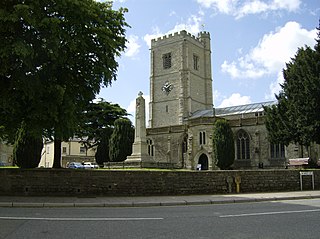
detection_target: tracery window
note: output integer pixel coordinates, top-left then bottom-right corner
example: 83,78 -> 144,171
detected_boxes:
237,130 -> 250,160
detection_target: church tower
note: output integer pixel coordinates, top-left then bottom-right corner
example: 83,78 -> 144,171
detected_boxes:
149,30 -> 213,128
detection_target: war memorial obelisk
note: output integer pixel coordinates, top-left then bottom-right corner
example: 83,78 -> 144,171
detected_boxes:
126,92 -> 151,163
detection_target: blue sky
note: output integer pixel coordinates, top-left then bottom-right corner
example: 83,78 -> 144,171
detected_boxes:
98,0 -> 319,122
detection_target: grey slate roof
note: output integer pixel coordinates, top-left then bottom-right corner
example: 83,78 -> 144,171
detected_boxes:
215,101 -> 276,117
189,101 -> 276,119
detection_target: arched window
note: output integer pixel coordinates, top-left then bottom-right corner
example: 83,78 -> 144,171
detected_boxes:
237,130 -> 250,160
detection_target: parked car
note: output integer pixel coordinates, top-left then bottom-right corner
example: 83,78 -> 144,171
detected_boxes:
83,162 -> 99,169
67,162 -> 84,169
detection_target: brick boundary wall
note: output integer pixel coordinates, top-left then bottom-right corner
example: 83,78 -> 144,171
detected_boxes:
0,169 -> 319,196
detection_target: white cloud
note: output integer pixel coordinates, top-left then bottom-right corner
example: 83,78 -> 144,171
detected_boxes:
197,0 -> 237,14
221,21 -> 317,79
127,94 -> 150,127
143,27 -> 163,48
169,14 -> 203,36
213,89 -> 221,106
124,35 -> 141,58
218,93 -> 251,107
222,21 -> 316,99
196,0 -> 301,19
169,10 -> 176,16
144,13 -> 203,48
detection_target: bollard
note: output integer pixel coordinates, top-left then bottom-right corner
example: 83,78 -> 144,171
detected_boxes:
234,175 -> 241,193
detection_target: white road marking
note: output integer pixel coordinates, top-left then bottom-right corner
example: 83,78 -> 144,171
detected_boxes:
220,209 -> 320,218
0,217 -> 163,221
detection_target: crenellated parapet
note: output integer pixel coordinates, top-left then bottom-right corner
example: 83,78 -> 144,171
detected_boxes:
151,30 -> 210,47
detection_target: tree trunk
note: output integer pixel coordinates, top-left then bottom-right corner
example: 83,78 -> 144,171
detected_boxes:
53,138 -> 62,168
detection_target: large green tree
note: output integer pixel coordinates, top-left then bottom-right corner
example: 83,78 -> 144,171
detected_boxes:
265,23 -> 320,149
0,0 -> 128,167
76,99 -> 128,166
212,119 -> 235,170
109,118 -> 134,162
77,99 -> 128,149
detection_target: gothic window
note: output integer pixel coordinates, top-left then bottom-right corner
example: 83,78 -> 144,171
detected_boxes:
199,131 -> 206,145
236,130 -> 250,160
193,54 -> 199,70
270,143 -> 285,159
163,52 -> 171,69
147,139 -> 154,156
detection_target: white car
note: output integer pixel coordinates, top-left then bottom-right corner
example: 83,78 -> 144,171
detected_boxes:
83,162 -> 99,169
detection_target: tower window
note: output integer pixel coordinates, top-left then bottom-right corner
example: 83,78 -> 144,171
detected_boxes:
163,52 -> 171,69
193,54 -> 199,70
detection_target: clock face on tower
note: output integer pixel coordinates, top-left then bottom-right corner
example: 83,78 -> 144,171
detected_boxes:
161,81 -> 173,95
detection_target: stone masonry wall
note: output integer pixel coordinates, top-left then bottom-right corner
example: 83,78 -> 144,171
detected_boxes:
0,169 -> 319,196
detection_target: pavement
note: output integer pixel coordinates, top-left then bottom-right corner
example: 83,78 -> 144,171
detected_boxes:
1,190 -> 320,208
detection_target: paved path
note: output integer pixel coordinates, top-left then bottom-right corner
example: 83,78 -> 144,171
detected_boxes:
1,190 -> 320,207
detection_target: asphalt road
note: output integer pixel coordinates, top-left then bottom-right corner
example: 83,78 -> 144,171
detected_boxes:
1,199 -> 320,239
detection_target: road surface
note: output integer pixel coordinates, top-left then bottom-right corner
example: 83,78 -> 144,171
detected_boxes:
1,198 -> 320,239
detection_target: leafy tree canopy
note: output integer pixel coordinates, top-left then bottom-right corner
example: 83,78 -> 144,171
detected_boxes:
264,22 -> 320,146
0,0 -> 128,167
77,99 -> 128,149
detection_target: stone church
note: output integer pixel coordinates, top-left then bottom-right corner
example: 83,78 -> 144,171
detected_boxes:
128,30 -> 315,170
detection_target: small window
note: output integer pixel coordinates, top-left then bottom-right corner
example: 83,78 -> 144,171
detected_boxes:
46,146 -> 50,154
62,147 -> 67,154
147,139 -> 154,156
193,54 -> 199,70
166,105 -> 169,113
80,147 -> 86,154
199,131 -> 206,145
163,52 -> 171,69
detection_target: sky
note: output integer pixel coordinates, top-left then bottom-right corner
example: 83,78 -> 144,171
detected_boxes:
98,0 -> 319,123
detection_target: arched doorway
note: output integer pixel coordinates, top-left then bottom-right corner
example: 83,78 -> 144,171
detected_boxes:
198,153 -> 209,170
